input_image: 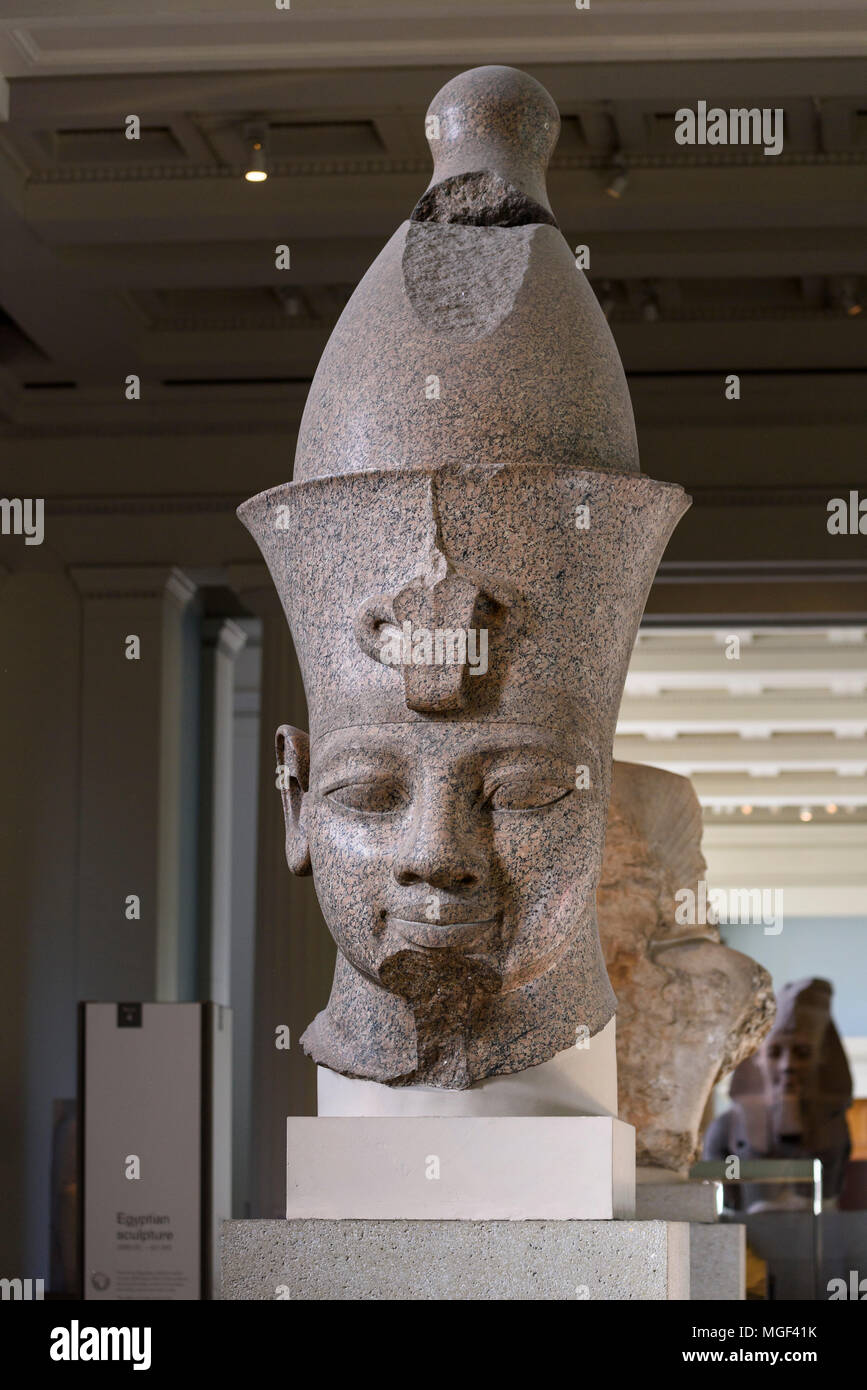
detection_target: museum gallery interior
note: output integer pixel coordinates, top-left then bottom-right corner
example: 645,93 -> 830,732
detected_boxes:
1,1 -> 866,1308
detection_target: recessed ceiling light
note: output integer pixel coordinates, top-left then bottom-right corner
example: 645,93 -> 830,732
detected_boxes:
605,163 -> 628,199
244,127 -> 268,183
835,278 -> 863,316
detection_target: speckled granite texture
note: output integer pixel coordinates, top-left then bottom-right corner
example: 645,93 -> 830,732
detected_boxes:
221,1218 -> 690,1301
238,65 -> 689,1090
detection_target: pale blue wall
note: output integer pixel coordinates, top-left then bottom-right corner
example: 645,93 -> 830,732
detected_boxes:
720,917 -> 867,1039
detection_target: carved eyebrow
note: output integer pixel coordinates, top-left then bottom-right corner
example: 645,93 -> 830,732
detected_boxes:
468,731 -> 597,770
312,744 -> 409,779
479,747 -> 574,771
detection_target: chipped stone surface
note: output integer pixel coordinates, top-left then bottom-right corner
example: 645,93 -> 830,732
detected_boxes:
598,762 -> 775,1173
238,67 -> 689,1090
411,171 -> 557,228
402,221 -> 534,342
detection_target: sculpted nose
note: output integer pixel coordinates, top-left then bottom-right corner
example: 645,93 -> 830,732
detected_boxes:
392,790 -> 487,892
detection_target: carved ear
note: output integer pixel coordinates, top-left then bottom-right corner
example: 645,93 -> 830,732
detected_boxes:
275,725 -> 311,875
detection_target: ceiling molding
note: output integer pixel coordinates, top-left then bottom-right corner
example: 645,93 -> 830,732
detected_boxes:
616,626 -> 867,826
2,4 -> 867,77
18,148 -> 867,186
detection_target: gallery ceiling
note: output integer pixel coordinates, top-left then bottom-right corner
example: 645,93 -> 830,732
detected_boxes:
0,1 -> 864,436
615,626 -> 867,912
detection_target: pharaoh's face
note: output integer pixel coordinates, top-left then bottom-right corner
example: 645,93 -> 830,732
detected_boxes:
301,719 -> 604,995
764,1033 -> 817,1101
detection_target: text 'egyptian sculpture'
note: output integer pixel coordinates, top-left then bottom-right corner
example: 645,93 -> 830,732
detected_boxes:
239,66 -> 689,1089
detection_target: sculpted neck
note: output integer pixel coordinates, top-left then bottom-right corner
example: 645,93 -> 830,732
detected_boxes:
300,915 -> 615,1090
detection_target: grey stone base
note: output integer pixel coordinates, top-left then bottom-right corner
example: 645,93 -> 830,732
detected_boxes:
632,1180 -> 745,1299
690,1223 -> 746,1301
221,1218 -> 689,1301
635,1179 -> 721,1223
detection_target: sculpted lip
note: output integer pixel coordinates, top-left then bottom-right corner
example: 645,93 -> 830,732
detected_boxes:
388,915 -> 500,951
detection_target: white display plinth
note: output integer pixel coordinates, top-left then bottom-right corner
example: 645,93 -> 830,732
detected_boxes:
317,1016 -> 618,1117
286,1114 -> 635,1220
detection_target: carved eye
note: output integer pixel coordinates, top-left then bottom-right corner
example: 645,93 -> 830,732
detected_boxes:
325,780 -> 407,813
487,777 -> 572,811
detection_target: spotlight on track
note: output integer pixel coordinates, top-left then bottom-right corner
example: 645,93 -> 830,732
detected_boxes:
641,287 -> 660,323
841,279 -> 863,316
244,125 -> 268,183
831,277 -> 862,316
605,160 -> 629,200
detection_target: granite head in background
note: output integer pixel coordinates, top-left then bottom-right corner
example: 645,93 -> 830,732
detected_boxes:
705,976 -> 853,1207
238,65 -> 689,1090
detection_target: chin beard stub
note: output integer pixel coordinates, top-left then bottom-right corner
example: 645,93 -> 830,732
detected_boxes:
379,947 -> 502,1088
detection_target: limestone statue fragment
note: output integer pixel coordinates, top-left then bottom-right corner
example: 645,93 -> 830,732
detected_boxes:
597,761 -> 776,1173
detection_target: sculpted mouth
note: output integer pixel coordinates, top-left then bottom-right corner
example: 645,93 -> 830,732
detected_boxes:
388,915 -> 500,951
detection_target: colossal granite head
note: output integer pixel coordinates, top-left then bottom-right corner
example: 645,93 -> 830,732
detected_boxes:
238,66 -> 689,1089
705,977 -> 853,1206
598,762 -> 775,1172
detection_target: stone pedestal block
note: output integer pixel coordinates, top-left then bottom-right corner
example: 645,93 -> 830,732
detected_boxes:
633,1175 -> 745,1299
635,1177 -> 722,1222
221,1218 -> 689,1300
287,1115 -> 635,1220
690,1223 -> 746,1301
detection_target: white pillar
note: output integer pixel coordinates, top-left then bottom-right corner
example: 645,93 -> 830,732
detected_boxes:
199,617 -> 248,1005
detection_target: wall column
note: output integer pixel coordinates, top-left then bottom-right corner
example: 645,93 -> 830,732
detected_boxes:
198,617 -> 248,1006
69,565 -> 198,1003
